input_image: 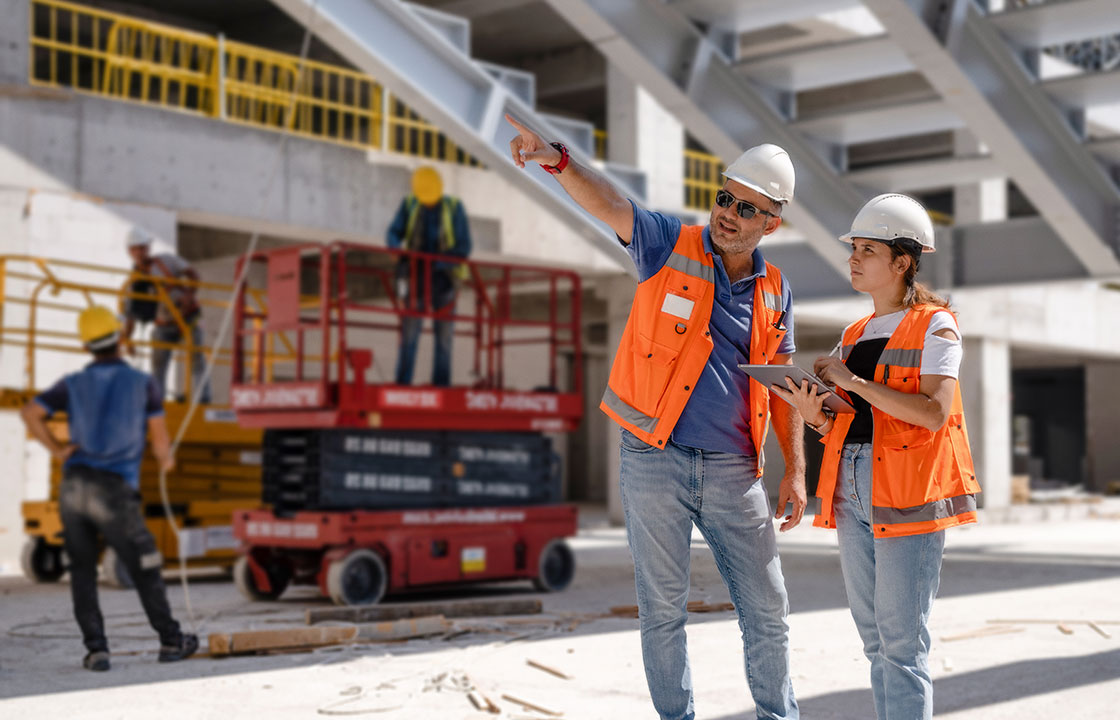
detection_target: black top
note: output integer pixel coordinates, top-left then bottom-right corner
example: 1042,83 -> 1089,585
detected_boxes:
842,339 -> 888,444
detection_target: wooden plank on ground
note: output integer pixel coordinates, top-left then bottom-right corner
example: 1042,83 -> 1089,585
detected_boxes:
306,598 -> 542,625
941,625 -> 1023,643
209,615 -> 450,656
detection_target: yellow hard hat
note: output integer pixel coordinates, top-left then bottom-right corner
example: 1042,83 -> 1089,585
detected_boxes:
411,166 -> 443,206
78,306 -> 122,350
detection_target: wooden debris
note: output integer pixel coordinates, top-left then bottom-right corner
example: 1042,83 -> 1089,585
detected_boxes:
608,601 -> 734,619
209,615 -> 450,656
209,626 -> 359,657
1057,623 -> 1074,635
1089,622 -> 1112,639
501,694 -> 562,717
527,658 -> 572,680
467,690 -> 500,713
940,625 -> 1023,643
307,598 -> 542,625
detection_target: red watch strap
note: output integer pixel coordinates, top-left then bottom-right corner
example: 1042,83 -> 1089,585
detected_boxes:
543,142 -> 569,175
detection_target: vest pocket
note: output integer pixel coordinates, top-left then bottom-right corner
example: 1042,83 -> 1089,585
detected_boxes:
879,424 -> 934,451
633,333 -> 678,408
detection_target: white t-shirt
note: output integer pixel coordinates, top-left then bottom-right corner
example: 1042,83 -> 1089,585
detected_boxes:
850,308 -> 962,379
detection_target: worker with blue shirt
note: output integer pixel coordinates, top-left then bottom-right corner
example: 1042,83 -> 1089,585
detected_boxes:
387,166 -> 472,386
507,115 -> 805,720
20,306 -> 199,672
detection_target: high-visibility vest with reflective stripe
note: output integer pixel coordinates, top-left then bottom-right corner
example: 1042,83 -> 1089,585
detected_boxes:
403,194 -> 468,280
600,224 -> 788,476
813,305 -> 980,538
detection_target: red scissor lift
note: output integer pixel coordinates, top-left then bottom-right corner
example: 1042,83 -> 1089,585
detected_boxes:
229,242 -> 583,605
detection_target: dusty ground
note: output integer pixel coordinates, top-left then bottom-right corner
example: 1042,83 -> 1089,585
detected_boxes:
1,506 -> 1118,719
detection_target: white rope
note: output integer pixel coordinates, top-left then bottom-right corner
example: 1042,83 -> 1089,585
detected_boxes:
158,0 -> 322,633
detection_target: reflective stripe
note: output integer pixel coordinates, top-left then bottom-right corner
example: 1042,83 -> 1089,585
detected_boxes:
841,344 -> 856,361
602,386 -> 659,433
872,493 -> 977,526
763,292 -> 783,312
879,348 -> 922,368
664,253 -> 715,283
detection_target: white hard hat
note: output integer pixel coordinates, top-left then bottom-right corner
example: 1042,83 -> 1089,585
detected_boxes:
127,227 -> 154,248
840,193 -> 936,253
721,143 -> 795,205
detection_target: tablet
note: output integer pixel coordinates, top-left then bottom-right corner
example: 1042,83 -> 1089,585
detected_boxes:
738,364 -> 856,414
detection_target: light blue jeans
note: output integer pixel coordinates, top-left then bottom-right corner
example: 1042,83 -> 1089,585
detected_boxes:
619,428 -> 798,720
835,443 -> 945,720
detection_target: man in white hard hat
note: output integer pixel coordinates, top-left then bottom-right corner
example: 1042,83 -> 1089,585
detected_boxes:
121,228 -> 211,403
507,115 -> 803,720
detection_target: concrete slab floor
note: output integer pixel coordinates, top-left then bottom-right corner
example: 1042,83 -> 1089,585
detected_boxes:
1,514 -> 1118,719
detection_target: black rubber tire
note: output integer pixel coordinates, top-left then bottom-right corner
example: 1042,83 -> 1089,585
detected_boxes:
20,538 -> 66,583
233,555 -> 291,601
326,549 -> 388,606
532,539 -> 575,593
101,547 -> 134,589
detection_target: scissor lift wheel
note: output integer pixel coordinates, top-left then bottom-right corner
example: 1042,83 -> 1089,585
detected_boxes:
234,555 -> 291,601
20,538 -> 66,583
533,539 -> 575,592
326,549 -> 388,606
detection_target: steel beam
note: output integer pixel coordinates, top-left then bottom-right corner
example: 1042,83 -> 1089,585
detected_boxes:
268,0 -> 636,273
545,0 -> 867,278
863,0 -> 1120,274
737,36 -> 913,92
987,0 -> 1120,49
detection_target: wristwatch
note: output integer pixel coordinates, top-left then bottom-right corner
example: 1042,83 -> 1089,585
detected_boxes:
806,410 -> 834,431
542,142 -> 570,175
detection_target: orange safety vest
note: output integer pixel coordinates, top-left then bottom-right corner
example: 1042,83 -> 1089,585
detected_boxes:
813,305 -> 980,538
599,224 -> 788,476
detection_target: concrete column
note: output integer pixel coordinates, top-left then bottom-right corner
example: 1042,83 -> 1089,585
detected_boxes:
0,0 -> 29,86
961,337 -> 1011,508
953,131 -> 1007,224
598,274 -> 636,525
1085,361 -> 1120,494
606,65 -> 685,212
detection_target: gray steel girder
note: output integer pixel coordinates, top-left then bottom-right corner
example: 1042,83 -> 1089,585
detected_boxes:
268,0 -> 635,273
544,0 -> 860,279
862,0 -> 1120,275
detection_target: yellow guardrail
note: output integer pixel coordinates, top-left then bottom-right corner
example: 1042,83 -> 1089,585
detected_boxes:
28,0 -> 728,208
28,0 -> 472,161
684,149 -> 725,212
0,254 -> 296,396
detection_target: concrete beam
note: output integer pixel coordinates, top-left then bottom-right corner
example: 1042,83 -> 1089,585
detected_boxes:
988,0 -> 1120,49
863,0 -> 1120,275
667,0 -> 863,34
737,35 -> 913,92
846,155 -> 1002,192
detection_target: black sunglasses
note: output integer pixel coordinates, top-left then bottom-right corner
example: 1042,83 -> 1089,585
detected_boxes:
714,189 -> 778,220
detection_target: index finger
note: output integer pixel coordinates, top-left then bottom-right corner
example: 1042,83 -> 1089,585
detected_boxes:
504,113 -> 530,134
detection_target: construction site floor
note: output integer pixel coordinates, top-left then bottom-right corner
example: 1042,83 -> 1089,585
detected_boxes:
1,507 -> 1118,719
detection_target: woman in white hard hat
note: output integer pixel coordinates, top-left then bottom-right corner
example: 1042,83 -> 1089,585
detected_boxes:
772,193 -> 979,720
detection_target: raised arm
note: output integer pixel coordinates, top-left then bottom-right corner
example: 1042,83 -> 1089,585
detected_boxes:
505,114 -> 634,244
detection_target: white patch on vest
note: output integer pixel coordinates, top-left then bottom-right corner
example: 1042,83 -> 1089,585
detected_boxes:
660,293 -> 694,320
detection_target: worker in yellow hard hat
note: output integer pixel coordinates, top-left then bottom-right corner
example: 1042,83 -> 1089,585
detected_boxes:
386,166 -> 473,386
20,306 -> 198,672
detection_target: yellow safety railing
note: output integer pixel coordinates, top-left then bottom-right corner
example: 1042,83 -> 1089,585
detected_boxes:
684,149 -> 725,212
28,0 -> 475,162
29,1 -> 732,211
0,254 -> 296,397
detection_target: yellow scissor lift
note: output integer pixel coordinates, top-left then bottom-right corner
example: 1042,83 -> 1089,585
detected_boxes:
2,254 -> 284,586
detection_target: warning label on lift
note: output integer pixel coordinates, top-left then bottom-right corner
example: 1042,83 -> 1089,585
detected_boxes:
244,520 -> 320,540
461,547 -> 486,573
343,472 -> 434,492
379,389 -> 442,409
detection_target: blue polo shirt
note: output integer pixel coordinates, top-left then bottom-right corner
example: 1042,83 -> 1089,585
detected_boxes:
35,359 -> 164,488
622,202 -> 796,456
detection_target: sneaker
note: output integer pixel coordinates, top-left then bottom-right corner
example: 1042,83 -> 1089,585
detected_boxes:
83,650 -> 110,672
158,633 -> 199,663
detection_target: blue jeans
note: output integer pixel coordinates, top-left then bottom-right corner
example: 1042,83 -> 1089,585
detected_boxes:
835,443 -> 945,720
395,282 -> 455,386
618,429 -> 798,720
152,321 -> 211,404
